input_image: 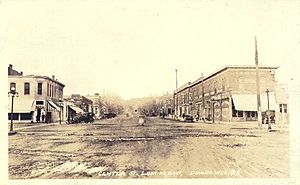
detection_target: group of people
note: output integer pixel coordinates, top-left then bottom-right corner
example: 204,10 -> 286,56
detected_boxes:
35,108 -> 47,123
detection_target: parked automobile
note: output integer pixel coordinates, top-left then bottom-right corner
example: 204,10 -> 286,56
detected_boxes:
83,112 -> 95,123
69,112 -> 94,124
102,112 -> 117,119
183,114 -> 193,122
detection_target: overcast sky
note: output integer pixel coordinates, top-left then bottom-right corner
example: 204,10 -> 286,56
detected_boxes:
1,0 -> 299,99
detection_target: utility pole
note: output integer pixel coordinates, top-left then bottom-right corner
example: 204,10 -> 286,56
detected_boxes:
175,69 -> 178,119
220,77 -> 225,121
255,36 -> 262,128
201,73 -> 206,123
266,89 -> 272,130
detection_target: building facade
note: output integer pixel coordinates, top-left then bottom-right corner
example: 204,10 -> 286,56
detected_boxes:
159,93 -> 174,118
8,65 -> 65,123
86,93 -> 102,119
174,65 -> 286,122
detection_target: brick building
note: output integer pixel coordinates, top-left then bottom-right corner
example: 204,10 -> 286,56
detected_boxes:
8,65 -> 65,123
174,65 -> 286,122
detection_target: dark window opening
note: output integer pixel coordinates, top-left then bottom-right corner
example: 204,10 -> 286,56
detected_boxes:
279,104 -> 288,113
47,83 -> 49,96
24,83 -> 30,95
38,83 -> 42,95
10,83 -> 16,92
283,104 -> 287,113
36,101 -> 44,105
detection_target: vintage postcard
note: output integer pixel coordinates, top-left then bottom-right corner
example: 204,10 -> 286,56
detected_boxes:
0,0 -> 299,185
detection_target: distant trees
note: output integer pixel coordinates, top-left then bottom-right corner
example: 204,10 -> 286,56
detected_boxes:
96,92 -> 172,117
101,92 -> 125,115
138,100 -> 161,116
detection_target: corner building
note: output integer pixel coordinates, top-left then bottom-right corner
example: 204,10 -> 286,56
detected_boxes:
8,65 -> 65,123
174,65 -> 281,122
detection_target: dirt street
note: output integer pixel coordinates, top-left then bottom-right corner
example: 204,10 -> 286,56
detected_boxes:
8,116 -> 289,179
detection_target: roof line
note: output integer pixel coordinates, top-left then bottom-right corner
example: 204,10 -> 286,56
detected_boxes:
8,75 -> 65,87
175,65 -> 279,93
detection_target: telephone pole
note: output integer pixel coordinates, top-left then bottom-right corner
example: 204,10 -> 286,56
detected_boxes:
255,36 -> 262,128
201,73 -> 206,123
175,69 -> 178,119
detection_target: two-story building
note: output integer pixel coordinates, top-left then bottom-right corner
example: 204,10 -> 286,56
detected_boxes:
174,65 -> 287,122
8,65 -> 65,123
86,93 -> 102,119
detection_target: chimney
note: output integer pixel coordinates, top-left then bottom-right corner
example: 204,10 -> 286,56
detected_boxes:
20,71 -> 23,75
52,75 -> 55,80
8,64 -> 13,75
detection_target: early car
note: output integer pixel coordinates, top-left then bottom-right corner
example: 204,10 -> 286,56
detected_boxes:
183,114 -> 194,122
102,112 -> 117,119
70,112 -> 94,124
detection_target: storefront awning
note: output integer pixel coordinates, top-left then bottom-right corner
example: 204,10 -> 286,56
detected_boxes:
68,105 -> 84,114
232,94 -> 257,111
48,100 -> 60,111
7,99 -> 35,113
232,94 -> 278,112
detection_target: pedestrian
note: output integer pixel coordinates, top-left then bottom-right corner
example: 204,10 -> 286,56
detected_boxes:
36,114 -> 40,123
45,112 -> 50,124
195,113 -> 199,121
41,109 -> 45,123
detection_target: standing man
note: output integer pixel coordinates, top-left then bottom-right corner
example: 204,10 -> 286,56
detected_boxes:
41,109 -> 45,123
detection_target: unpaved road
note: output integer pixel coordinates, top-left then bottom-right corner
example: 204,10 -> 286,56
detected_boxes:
8,116 -> 289,179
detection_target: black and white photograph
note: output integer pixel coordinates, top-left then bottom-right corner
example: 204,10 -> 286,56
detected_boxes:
0,0 -> 299,185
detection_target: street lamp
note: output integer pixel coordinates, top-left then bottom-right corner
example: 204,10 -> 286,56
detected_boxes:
57,98 -> 64,125
266,89 -> 271,130
8,86 -> 18,135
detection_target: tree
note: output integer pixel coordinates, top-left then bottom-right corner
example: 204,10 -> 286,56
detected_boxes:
100,91 -> 125,115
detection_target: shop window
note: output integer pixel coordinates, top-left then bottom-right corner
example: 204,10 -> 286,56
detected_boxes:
8,113 -> 19,120
20,113 -> 32,120
237,111 -> 243,117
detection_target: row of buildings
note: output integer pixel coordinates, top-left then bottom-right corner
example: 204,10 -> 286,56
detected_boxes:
161,65 -> 289,123
8,64 -> 289,124
7,64 -> 102,123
